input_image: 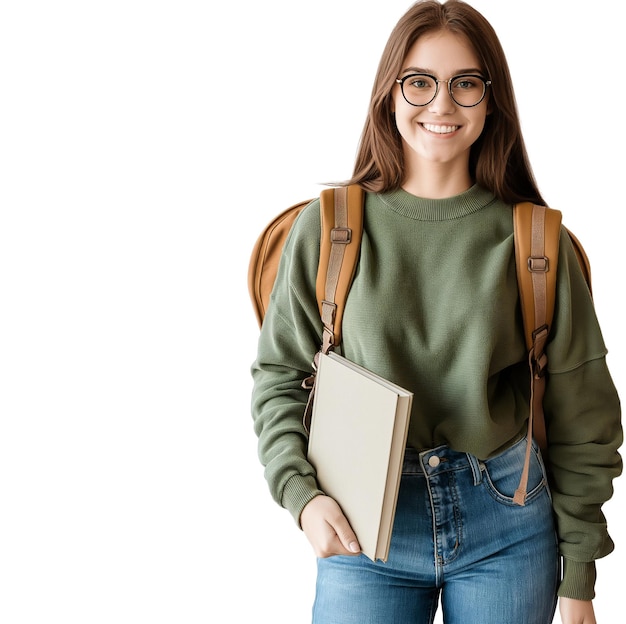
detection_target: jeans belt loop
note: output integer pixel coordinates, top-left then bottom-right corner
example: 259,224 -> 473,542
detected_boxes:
466,453 -> 483,486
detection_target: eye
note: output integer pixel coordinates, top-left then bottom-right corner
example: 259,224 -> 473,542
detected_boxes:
452,76 -> 481,90
407,74 -> 434,89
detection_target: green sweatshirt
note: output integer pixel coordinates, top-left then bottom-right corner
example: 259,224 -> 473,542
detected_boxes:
250,185 -> 622,600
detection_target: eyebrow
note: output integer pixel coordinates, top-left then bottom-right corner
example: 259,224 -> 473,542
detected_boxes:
400,66 -> 484,76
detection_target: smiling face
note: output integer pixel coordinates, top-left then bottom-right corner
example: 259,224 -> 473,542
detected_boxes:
393,29 -> 490,188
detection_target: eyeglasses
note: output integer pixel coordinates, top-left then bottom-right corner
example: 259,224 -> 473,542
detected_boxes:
395,73 -> 492,108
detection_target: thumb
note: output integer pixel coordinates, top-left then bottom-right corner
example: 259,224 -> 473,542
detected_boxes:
332,515 -> 361,554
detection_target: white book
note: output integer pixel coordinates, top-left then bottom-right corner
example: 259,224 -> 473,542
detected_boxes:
307,351 -> 413,562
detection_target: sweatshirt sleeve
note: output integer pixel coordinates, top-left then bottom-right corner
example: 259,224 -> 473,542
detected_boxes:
250,200 -> 326,525
543,229 -> 623,600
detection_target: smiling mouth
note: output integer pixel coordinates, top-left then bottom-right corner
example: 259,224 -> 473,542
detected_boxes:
421,123 -> 459,134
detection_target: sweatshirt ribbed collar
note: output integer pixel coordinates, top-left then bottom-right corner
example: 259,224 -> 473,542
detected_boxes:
377,184 -> 497,221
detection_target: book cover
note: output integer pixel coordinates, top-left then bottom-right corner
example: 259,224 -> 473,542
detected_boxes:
307,351 -> 413,562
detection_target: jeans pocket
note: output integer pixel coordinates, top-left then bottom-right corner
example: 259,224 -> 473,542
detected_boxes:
480,437 -> 549,506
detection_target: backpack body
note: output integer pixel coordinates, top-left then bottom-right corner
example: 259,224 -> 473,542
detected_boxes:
248,200 -> 311,328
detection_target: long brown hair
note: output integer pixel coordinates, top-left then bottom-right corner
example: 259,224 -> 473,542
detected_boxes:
345,0 -> 545,206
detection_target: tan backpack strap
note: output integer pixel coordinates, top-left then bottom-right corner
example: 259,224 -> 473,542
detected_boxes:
514,203 -> 562,351
316,185 -> 364,353
302,185 -> 364,432
512,202 -> 562,504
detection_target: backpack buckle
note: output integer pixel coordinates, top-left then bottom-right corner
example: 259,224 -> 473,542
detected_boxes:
530,324 -> 549,378
527,256 -> 549,272
331,227 -> 352,244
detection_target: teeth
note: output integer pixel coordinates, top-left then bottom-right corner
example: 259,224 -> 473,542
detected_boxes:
422,123 -> 458,134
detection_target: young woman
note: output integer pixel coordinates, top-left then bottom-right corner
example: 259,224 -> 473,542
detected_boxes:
250,1 -> 622,622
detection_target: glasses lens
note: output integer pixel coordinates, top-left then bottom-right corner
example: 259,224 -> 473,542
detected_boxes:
450,75 -> 486,107
402,74 -> 437,106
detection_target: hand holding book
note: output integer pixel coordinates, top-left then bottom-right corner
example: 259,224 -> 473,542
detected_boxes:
300,494 -> 361,558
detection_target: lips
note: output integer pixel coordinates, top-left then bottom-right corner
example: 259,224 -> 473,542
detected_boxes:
421,123 -> 459,134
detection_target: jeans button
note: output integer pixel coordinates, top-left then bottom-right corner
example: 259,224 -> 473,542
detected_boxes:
428,455 -> 441,468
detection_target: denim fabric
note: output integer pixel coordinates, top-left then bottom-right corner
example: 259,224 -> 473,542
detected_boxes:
312,437 -> 559,624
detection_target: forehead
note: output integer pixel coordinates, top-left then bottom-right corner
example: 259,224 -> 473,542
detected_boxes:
401,30 -> 482,74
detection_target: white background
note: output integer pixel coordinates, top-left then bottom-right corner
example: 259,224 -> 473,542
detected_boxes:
0,1 -> 623,622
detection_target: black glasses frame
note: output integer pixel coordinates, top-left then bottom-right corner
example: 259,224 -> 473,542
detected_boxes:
395,73 -> 492,108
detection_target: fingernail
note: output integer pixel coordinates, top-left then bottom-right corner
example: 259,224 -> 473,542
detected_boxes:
349,541 -> 360,553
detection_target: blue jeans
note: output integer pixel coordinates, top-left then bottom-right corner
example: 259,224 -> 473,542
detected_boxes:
312,437 -> 559,624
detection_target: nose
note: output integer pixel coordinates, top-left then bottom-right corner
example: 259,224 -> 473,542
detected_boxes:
428,82 -> 455,114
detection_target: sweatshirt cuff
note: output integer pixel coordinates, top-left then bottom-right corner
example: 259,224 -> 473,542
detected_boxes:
558,559 -> 596,600
281,473 -> 324,527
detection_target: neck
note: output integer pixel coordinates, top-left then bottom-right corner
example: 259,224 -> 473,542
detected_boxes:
401,160 -> 473,199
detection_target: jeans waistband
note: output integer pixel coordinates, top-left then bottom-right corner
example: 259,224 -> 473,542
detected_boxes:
403,435 -> 532,487
402,444 -> 485,486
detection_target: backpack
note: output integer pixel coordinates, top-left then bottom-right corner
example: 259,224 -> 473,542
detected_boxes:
248,184 -> 592,499
249,185 -> 364,353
